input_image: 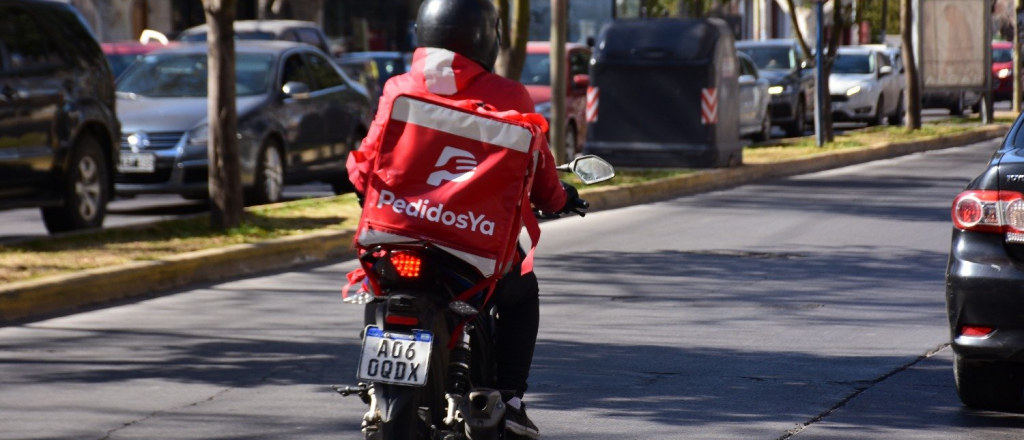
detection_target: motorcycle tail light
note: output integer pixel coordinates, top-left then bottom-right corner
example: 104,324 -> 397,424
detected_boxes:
390,252 -> 422,278
385,314 -> 419,326
951,190 -> 1024,235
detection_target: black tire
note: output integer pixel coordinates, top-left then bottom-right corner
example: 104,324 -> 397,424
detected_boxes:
247,138 -> 284,205
784,99 -> 805,137
869,96 -> 885,126
563,123 -> 578,164
751,112 -> 772,143
42,135 -> 110,233
949,93 -> 965,116
955,355 -> 1024,411
888,94 -> 905,126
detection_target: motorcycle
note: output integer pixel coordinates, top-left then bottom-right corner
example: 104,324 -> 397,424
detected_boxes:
335,155 -> 615,439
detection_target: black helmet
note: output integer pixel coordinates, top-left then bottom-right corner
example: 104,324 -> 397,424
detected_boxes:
415,0 -> 500,71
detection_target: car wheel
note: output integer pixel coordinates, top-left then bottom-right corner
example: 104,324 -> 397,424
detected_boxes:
42,135 -> 110,233
248,138 -> 284,205
564,123 -> 578,164
949,93 -> 965,116
869,96 -> 885,126
751,112 -> 772,143
888,94 -> 905,126
955,354 -> 1024,411
784,99 -> 805,137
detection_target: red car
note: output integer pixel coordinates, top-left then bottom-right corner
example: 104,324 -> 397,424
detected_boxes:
992,41 -> 1013,102
102,40 -> 177,79
519,42 -> 591,162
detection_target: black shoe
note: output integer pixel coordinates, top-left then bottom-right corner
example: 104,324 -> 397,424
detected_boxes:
504,402 -> 540,439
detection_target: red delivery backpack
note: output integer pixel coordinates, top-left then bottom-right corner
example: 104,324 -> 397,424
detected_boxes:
349,94 -> 547,290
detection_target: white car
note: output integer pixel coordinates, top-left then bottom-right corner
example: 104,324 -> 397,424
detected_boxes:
829,46 -> 903,126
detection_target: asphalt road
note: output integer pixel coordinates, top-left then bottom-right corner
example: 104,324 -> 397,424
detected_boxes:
3,138 -> 1024,439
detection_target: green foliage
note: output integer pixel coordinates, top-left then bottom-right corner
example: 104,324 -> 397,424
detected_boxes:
856,0 -> 900,43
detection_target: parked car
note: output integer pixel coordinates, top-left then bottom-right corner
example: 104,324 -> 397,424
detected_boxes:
946,114 -> 1024,411
0,0 -> 120,233
829,46 -> 903,126
338,51 -> 410,89
113,41 -> 371,203
735,39 -> 815,137
102,40 -> 177,79
177,20 -> 337,57
519,41 -> 591,162
992,40 -> 1013,102
736,52 -> 772,141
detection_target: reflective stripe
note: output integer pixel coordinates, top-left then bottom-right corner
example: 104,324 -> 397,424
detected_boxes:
358,228 -> 497,277
391,96 -> 532,153
423,48 -> 458,95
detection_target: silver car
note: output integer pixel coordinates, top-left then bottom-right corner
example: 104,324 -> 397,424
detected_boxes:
829,47 -> 903,126
114,41 -> 371,203
737,52 -> 772,141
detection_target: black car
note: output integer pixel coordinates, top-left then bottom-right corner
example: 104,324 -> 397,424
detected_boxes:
114,41 -> 371,203
946,117 -> 1024,410
735,39 -> 815,137
0,0 -> 120,233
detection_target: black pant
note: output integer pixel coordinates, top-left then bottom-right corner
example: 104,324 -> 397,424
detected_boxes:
490,266 -> 540,399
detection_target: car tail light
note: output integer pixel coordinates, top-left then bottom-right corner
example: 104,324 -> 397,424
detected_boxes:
960,325 -> 994,337
390,252 -> 422,278
951,190 -> 1024,237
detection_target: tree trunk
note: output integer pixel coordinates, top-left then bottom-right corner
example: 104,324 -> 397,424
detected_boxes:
784,0 -> 814,62
495,0 -> 530,80
900,0 -> 921,129
203,0 -> 244,230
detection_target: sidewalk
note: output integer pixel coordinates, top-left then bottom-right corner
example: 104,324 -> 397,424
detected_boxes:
0,122 -> 1013,325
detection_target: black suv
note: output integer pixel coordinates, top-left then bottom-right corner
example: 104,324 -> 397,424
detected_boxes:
0,0 -> 119,233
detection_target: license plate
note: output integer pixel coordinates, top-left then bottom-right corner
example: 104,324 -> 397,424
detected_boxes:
357,326 -> 432,387
117,152 -> 155,173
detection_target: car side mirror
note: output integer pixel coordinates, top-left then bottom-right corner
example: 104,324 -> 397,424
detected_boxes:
879,65 -> 893,77
800,59 -> 814,70
738,74 -> 755,85
282,81 -> 311,99
572,74 -> 590,91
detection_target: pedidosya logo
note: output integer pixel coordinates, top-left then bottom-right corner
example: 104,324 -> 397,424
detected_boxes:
427,146 -> 477,186
375,190 -> 495,236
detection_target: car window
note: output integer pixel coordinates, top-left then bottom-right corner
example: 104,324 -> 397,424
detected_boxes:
740,56 -> 756,78
569,50 -> 590,76
281,30 -> 301,43
281,53 -> 310,87
520,53 -> 551,85
117,53 -> 273,97
994,48 -> 1013,63
305,52 -> 344,90
739,46 -> 794,71
833,53 -> 874,74
0,6 -> 65,72
878,53 -> 892,68
296,28 -> 325,48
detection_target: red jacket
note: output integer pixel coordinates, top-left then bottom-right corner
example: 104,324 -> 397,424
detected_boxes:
347,47 -> 567,214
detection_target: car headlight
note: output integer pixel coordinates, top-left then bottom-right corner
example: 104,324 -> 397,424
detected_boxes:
533,101 -> 552,118
187,125 -> 209,146
768,85 -> 785,95
999,68 -> 1011,79
846,85 -> 862,96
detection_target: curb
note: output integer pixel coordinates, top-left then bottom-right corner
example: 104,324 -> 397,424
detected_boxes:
0,124 -> 1010,324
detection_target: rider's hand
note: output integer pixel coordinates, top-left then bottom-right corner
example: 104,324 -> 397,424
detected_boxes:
558,182 -> 587,215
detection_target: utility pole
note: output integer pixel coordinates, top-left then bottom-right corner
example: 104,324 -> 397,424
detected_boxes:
880,0 -> 888,43
814,0 -> 825,147
550,0 -> 568,164
1015,0 -> 1022,113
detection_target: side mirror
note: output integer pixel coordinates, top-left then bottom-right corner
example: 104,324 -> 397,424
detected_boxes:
282,81 -> 311,98
738,74 -> 755,85
879,65 -> 893,77
572,74 -> 590,91
563,155 -> 615,184
800,59 -> 814,70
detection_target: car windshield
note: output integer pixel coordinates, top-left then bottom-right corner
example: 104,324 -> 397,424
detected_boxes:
117,53 -> 274,97
741,46 -> 795,71
994,48 -> 1013,63
833,54 -> 874,74
520,53 -> 551,86
179,31 -> 275,42
106,54 -> 142,78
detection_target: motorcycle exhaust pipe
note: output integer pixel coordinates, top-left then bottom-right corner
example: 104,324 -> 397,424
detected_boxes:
461,388 -> 505,440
